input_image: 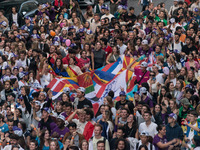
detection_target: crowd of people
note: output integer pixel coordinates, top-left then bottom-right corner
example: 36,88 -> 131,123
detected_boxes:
0,0 -> 200,149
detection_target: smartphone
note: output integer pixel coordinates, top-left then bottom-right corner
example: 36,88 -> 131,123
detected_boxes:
11,104 -> 15,112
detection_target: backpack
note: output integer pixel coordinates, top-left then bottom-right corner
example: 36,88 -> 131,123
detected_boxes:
136,142 -> 153,150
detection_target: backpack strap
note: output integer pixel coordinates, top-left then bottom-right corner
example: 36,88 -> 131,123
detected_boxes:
150,143 -> 153,150
136,142 -> 139,150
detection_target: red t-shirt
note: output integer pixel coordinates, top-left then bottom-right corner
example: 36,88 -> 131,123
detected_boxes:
102,46 -> 112,57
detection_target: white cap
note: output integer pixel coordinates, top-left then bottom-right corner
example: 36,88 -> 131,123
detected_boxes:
140,131 -> 149,136
57,114 -> 65,121
141,62 -> 148,67
163,67 -> 169,75
63,87 -> 70,93
19,72 -> 25,78
170,18 -> 175,24
140,87 -> 147,94
35,101 -> 41,106
78,87 -> 86,93
135,22 -> 141,26
142,40 -> 148,45
1,21 -> 7,27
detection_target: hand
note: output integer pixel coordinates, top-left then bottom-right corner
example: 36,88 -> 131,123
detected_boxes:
120,87 -> 124,91
30,124 -> 35,129
85,64 -> 89,68
72,131 -> 77,137
182,119 -> 188,125
172,138 -> 177,144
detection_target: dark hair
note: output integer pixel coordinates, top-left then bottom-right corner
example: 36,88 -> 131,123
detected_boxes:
97,140 -> 105,146
138,145 -> 148,150
189,95 -> 199,106
157,124 -> 165,132
85,108 -> 94,119
67,122 -> 77,128
189,110 -> 198,118
30,139 -> 38,148
68,146 -> 79,150
115,138 -> 127,149
144,111 -> 152,116
108,90 -> 114,98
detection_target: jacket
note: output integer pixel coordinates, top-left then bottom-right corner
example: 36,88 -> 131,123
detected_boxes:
166,123 -> 184,141
8,13 -> 22,27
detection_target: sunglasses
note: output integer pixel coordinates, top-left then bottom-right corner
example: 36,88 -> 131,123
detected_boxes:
150,74 -> 155,76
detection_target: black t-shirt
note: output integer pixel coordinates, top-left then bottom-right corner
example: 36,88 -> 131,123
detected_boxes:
182,45 -> 197,55
77,98 -> 93,109
115,100 -> 134,114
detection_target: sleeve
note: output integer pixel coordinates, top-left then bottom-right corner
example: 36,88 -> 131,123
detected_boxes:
105,139 -> 110,150
178,127 -> 184,140
153,135 -> 159,145
23,95 -> 31,114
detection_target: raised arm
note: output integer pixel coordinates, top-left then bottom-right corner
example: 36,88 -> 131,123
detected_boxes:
127,60 -> 136,72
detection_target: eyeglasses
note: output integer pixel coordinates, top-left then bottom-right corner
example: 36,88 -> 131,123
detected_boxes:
149,74 -> 155,76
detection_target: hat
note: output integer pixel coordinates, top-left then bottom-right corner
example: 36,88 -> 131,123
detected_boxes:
142,40 -> 148,45
135,22 -> 141,27
133,91 -> 140,95
62,27 -> 68,31
180,98 -> 190,105
13,126 -> 23,137
86,30 -> 93,35
68,26 -> 75,31
169,113 -> 177,120
3,76 -> 10,82
193,8 -> 199,12
53,41 -> 59,46
19,72 -> 25,78
25,16 -> 31,20
119,91 -> 126,96
140,131 -> 149,136
13,66 -> 19,70
63,87 -> 70,93
57,114 -> 65,121
40,91 -> 47,97
42,107 -> 51,113
78,87 -> 85,93
103,5 -> 109,10
79,28 -> 85,33
35,101 -> 41,106
16,34 -> 22,39
170,18 -> 175,24
31,34 -> 40,39
163,67 -> 169,75
141,62 -> 148,67
140,87 -> 147,94
0,21 -> 7,27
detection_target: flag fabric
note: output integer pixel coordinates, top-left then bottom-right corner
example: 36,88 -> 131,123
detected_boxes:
47,55 -> 148,102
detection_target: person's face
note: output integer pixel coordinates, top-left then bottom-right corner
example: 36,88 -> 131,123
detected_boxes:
120,95 -> 126,102
50,141 -> 57,150
42,110 -> 49,119
79,113 -> 86,122
39,92 -> 45,101
117,129 -> 123,138
188,71 -> 193,79
4,82 -> 11,90
8,121 -> 14,131
155,46 -> 161,53
155,105 -> 161,113
29,142 -> 37,150
186,38 -> 191,45
56,118 -> 64,128
160,126 -> 166,135
65,106 -> 72,114
117,141 -> 125,150
169,83 -> 175,91
50,46 -> 56,53
96,42 -> 101,50
176,81 -> 181,89
121,110 -> 128,118
56,102 -> 62,111
170,71 -> 175,79
97,143 -> 105,150
141,106 -> 147,115
127,114 -> 134,123
140,135 -> 148,144
69,126 -> 76,134
174,1 -> 178,6
190,114 -> 197,123
94,15 -> 100,22
169,101 -> 175,109
77,90 -> 83,98
56,59 -> 61,66
143,113 -> 151,121
152,66 -> 158,73
44,130 -> 50,139
94,126 -> 102,136
81,51 -> 87,58
10,138 -> 18,146
82,141 -> 88,150
188,54 -> 193,61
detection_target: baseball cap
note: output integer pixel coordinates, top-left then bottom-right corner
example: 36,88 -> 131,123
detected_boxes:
79,28 -> 85,33
40,91 -> 47,97
135,22 -> 141,27
13,126 -> 23,137
7,92 -> 16,98
31,34 -> 40,39
78,87 -> 86,93
34,101 -> 41,106
168,113 -> 177,120
193,8 -> 199,12
25,16 -> 31,20
141,62 -> 148,68
142,40 -> 148,45
63,87 -> 70,93
41,107 -> 51,113
140,131 -> 149,136
19,72 -> 25,78
119,91 -> 126,96
140,87 -> 147,94
3,76 -> 10,82
170,18 -> 175,24
133,91 -> 140,95
180,98 -> 190,105
163,67 -> 169,75
57,114 -> 65,122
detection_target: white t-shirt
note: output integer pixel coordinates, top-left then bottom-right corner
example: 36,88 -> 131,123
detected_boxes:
134,140 -> 155,150
188,122 -> 197,141
40,73 -> 51,88
101,14 -> 114,22
72,119 -> 87,134
118,44 -> 127,55
139,122 -> 158,138
12,13 -> 18,26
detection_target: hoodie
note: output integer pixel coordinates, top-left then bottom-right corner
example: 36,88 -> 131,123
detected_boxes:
166,123 -> 184,141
